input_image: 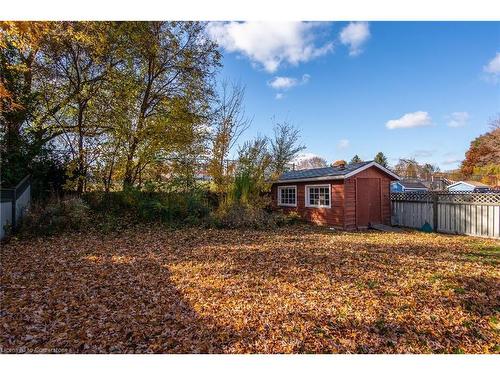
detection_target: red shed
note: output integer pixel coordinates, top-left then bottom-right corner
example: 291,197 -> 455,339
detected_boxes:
271,161 -> 400,229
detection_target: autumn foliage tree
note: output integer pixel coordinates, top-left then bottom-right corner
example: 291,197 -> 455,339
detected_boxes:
331,160 -> 347,167
1,21 -> 222,194
0,21 -> 61,186
460,115 -> 500,181
2,22 -> 316,203
119,22 -> 221,188
39,22 -> 125,193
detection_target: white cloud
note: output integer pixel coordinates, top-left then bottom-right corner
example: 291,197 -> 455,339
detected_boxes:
411,149 -> 435,158
268,74 -> 310,90
386,111 -> 432,130
275,93 -> 284,100
337,139 -> 350,149
442,158 -> 462,165
484,52 -> 500,74
447,112 -> 470,127
268,76 -> 297,90
339,22 -> 370,56
207,22 -> 333,72
483,52 -> 500,83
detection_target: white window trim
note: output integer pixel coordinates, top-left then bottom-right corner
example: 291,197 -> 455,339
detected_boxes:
277,185 -> 297,207
305,184 -> 331,208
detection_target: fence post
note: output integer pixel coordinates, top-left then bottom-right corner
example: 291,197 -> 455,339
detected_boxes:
11,187 -> 17,229
432,192 -> 438,232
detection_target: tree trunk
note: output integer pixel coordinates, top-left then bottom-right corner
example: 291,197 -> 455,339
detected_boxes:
76,102 -> 86,195
123,139 -> 138,189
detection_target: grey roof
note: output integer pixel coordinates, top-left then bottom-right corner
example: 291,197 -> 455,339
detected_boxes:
398,180 -> 428,189
278,161 -> 373,181
462,180 -> 489,188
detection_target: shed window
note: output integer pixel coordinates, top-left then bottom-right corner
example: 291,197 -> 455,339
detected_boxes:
278,186 -> 297,207
305,185 -> 331,208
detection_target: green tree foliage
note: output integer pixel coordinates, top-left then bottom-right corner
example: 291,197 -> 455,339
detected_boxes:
235,136 -> 272,202
0,22 -> 61,187
40,22 -> 124,193
119,22 -> 221,188
2,21 -> 312,229
350,154 -> 363,164
1,21 -> 221,195
374,152 -> 388,168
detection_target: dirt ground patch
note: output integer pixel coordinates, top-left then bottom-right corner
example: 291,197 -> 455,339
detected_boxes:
1,225 -> 499,353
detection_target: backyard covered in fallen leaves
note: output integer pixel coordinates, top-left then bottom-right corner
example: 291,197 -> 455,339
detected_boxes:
1,225 -> 499,353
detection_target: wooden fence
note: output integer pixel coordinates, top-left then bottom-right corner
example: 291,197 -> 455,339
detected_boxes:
391,191 -> 500,239
1,175 -> 31,239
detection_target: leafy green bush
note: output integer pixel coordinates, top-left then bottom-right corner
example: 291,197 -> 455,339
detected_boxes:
275,210 -> 303,226
20,197 -> 91,237
208,168 -> 289,229
211,203 -> 288,229
83,187 -> 214,229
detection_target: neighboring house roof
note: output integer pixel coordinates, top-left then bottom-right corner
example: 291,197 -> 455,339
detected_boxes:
275,161 -> 400,183
397,180 -> 428,189
448,180 -> 490,189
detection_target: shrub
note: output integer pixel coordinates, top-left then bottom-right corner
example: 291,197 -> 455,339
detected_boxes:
281,210 -> 303,225
83,187 -> 215,228
211,202 -> 286,229
209,168 -> 294,229
19,197 -> 91,237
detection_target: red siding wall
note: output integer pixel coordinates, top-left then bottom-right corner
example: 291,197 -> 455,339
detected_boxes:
344,167 -> 392,229
271,166 -> 394,229
271,180 -> 345,228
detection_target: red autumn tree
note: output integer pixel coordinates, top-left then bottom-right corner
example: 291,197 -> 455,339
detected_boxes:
460,115 -> 500,177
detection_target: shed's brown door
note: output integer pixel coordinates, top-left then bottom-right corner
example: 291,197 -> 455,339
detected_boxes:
356,178 -> 381,228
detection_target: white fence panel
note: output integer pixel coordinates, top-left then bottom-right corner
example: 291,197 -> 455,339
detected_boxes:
1,201 -> 13,239
15,185 -> 31,223
391,192 -> 500,239
0,176 -> 31,240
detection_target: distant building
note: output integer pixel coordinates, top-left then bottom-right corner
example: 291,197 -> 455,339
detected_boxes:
391,180 -> 429,193
194,167 -> 212,182
421,176 -> 456,191
447,181 -> 490,192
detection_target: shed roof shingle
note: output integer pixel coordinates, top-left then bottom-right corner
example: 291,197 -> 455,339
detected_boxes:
398,181 -> 428,189
278,161 -> 373,181
463,180 -> 490,188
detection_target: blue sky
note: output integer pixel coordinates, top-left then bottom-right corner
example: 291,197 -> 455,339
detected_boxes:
208,21 -> 500,170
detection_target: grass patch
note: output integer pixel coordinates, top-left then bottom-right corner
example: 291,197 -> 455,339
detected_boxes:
464,243 -> 500,266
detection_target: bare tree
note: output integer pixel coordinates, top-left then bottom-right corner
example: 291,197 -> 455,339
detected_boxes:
489,113 -> 500,131
394,158 -> 440,180
270,119 -> 306,176
296,155 -> 327,170
208,80 -> 251,193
